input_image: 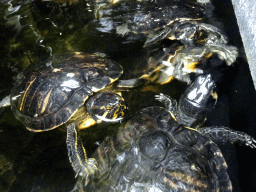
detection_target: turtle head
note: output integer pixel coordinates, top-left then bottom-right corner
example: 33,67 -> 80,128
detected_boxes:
177,74 -> 217,127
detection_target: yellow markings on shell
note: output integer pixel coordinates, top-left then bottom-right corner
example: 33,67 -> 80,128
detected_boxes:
40,88 -> 53,114
163,177 -> 181,189
91,86 -> 102,92
26,95 -> 90,132
19,76 -> 37,111
25,123 -> 62,132
168,171 -> 207,190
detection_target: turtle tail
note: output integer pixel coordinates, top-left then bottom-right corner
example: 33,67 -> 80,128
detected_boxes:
66,122 -> 98,185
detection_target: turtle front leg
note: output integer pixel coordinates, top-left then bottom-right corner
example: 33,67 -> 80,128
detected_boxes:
66,122 -> 98,185
155,93 -> 178,116
199,126 -> 256,148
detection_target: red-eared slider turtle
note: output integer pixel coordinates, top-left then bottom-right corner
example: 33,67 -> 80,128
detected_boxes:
72,74 -> 256,191
131,40 -> 237,86
93,0 -> 238,85
1,52 -> 133,183
78,107 -> 255,191
114,0 -> 228,47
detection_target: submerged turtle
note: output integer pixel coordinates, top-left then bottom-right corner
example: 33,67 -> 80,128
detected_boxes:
0,52 -> 137,183
73,74 -> 256,191
115,0 -> 228,47
94,0 -> 238,85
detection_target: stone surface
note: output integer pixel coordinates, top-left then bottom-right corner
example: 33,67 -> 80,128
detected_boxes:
231,0 -> 256,89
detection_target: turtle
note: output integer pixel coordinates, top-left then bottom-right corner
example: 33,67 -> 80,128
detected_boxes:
71,74 -> 256,191
114,0 -> 229,47
0,52 -> 139,184
93,0 -> 238,85
77,108 -> 255,191
130,39 -> 238,86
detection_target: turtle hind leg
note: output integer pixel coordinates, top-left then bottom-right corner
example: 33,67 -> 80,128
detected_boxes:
199,126 -> 256,148
66,122 -> 98,185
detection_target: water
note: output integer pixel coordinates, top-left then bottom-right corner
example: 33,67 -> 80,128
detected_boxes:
0,0 -> 256,191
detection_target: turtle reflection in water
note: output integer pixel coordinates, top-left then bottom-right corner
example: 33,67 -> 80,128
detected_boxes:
76,74 -> 256,191
0,52 -> 138,184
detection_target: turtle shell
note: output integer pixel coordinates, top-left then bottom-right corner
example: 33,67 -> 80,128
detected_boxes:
10,52 -> 123,131
131,1 -> 204,33
115,0 -> 205,37
83,106 -> 232,191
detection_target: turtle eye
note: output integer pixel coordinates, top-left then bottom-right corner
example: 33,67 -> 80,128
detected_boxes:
139,131 -> 171,162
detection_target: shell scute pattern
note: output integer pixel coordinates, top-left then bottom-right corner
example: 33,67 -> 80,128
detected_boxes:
125,0 -> 205,34
10,52 -> 123,132
83,106 -> 232,191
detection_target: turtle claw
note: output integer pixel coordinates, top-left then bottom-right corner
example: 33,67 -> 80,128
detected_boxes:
66,123 -> 98,185
155,93 -> 178,113
77,158 -> 98,186
245,137 -> 256,148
